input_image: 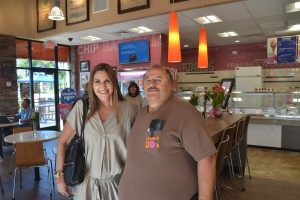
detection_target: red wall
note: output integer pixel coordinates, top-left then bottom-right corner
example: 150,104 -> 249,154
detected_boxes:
77,38 -> 300,74
77,33 -> 162,71
174,42 -> 300,72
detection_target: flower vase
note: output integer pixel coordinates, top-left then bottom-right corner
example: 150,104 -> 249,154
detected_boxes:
213,107 -> 223,118
32,121 -> 37,136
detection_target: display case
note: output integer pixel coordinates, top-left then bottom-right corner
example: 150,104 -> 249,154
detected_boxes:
175,90 -> 300,151
227,91 -> 300,118
227,91 -> 300,151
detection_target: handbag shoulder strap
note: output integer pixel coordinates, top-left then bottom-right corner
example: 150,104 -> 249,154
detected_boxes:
79,97 -> 89,140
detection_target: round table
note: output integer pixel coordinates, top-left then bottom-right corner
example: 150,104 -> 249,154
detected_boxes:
4,130 -> 61,144
4,130 -> 61,179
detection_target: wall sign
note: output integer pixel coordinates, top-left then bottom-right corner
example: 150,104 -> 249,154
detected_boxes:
36,0 -> 56,32
61,88 -> 77,104
80,60 -> 90,72
66,0 -> 89,25
267,35 -> 299,64
277,36 -> 297,64
118,0 -> 149,14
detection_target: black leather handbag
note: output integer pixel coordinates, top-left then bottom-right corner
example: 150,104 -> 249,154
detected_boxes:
63,97 -> 88,186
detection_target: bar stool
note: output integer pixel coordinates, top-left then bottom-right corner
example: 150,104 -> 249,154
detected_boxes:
216,124 -> 237,200
233,117 -> 246,190
215,134 -> 230,200
241,115 -> 251,179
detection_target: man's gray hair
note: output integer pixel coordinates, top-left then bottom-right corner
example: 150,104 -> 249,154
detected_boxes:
144,64 -> 173,82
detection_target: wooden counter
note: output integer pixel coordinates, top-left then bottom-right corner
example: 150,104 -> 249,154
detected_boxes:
200,113 -> 246,142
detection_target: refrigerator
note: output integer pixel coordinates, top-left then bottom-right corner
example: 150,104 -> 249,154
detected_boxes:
235,66 -> 263,92
235,66 -> 263,111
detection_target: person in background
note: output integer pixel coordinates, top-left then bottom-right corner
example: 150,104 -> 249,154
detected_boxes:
15,98 -> 34,127
56,63 -> 136,200
124,82 -> 144,115
119,65 -> 216,200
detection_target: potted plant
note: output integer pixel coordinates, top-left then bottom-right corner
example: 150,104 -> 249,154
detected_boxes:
205,84 -> 225,118
189,92 -> 199,107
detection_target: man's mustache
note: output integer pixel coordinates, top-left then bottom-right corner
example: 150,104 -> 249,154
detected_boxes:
147,87 -> 159,91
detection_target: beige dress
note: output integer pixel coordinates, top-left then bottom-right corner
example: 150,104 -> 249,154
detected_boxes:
67,100 -> 135,200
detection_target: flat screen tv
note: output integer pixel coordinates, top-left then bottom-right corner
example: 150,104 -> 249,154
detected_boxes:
118,40 -> 150,64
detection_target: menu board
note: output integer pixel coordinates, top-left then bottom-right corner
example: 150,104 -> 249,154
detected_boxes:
277,36 -> 297,64
267,35 -> 299,64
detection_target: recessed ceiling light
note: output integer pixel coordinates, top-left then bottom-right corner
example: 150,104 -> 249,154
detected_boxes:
81,36 -> 102,41
228,32 -> 238,36
217,31 -> 239,37
288,24 -> 300,31
128,26 -> 153,34
184,44 -> 189,48
235,40 -> 240,43
194,15 -> 223,24
285,2 -> 300,13
137,26 -> 153,32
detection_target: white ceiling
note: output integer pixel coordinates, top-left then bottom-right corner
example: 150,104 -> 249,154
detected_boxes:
42,0 -> 300,48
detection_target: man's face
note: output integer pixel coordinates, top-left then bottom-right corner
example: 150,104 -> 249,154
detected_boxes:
22,100 -> 29,108
143,68 -> 172,109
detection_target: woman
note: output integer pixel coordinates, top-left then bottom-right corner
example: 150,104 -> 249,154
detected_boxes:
124,82 -> 144,115
56,63 -> 136,200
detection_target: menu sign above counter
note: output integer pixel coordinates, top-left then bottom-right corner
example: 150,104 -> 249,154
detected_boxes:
277,36 -> 297,64
267,35 -> 299,64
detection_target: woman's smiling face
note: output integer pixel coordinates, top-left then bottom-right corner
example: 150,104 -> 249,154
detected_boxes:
93,70 -> 113,103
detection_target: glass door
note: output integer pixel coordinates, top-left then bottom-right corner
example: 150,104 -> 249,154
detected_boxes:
32,70 -> 57,129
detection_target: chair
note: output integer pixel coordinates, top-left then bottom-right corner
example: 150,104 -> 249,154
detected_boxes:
241,115 -> 251,180
233,117 -> 246,191
216,124 -> 237,200
215,134 -> 230,200
10,127 -> 33,174
12,141 -> 54,200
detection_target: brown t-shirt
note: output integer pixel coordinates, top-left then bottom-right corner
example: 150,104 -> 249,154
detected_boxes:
119,96 -> 217,200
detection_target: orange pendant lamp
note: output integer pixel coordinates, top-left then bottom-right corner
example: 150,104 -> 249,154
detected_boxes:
198,28 -> 208,68
168,11 -> 181,63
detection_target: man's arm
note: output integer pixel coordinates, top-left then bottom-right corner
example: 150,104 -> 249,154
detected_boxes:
198,153 -> 216,200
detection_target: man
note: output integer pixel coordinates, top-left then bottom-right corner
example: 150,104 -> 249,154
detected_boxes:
119,65 -> 217,200
15,98 -> 34,127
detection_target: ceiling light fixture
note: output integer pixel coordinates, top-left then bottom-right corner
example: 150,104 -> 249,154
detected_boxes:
217,31 -> 239,37
285,1 -> 300,13
81,36 -> 102,41
198,28 -> 208,68
288,24 -> 300,31
48,0 -> 65,21
168,10 -> 181,63
194,15 -> 223,24
128,26 -> 153,34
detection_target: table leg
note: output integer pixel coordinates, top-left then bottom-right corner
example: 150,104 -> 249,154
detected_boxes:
34,167 -> 40,180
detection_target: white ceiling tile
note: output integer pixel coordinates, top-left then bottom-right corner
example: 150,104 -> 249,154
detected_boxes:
41,0 -> 297,48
